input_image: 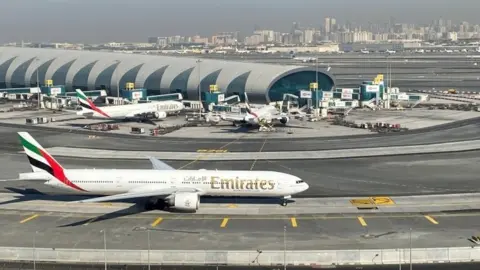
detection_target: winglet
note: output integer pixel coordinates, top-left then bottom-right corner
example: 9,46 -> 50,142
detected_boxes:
76,89 -> 110,118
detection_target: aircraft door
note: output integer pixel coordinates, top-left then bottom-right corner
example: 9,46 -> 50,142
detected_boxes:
170,176 -> 177,188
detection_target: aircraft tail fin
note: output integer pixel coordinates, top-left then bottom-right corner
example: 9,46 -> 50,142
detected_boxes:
76,89 -> 110,118
17,132 -> 86,191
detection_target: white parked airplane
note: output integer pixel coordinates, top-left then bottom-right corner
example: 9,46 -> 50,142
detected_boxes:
76,89 -> 184,121
218,93 -> 290,128
293,56 -> 316,63
14,132 -> 308,211
386,49 -> 396,54
360,49 -> 370,54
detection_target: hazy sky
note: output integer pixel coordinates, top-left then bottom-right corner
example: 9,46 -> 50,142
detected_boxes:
0,0 -> 478,43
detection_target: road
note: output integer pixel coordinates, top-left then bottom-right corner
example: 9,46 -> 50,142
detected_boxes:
1,120 -> 479,152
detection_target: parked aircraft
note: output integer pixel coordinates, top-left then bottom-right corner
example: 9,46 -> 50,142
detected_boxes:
75,89 -> 184,121
386,49 -> 396,54
12,132 -> 308,211
216,93 -> 291,129
293,56 -> 316,63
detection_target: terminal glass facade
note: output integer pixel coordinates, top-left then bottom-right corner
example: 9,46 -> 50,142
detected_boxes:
119,64 -> 143,90
169,67 -> 194,99
72,61 -> 97,91
11,58 -> 35,88
94,62 -> 120,92
144,65 -> 168,95
30,59 -> 55,87
200,69 -> 221,95
268,71 -> 334,101
226,71 -> 250,101
0,58 -> 16,88
51,60 -> 76,86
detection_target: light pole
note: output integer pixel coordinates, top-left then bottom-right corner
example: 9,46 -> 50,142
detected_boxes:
283,225 -> 287,270
36,58 -> 40,109
101,229 -> 107,270
114,60 -> 120,98
196,59 -> 202,113
409,228 -> 412,270
399,248 -> 402,270
147,229 -> 151,270
33,231 -> 38,270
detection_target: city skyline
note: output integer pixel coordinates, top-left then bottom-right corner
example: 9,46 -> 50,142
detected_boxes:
1,0 -> 479,43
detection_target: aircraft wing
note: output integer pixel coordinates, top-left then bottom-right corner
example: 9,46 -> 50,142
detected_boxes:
72,187 -> 203,203
148,156 -> 175,170
125,108 -> 157,118
220,114 -> 246,122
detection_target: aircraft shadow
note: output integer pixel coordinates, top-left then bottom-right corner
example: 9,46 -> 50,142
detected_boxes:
58,203 -> 148,227
211,125 -> 314,134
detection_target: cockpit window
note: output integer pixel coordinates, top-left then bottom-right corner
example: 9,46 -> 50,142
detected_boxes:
296,180 -> 304,184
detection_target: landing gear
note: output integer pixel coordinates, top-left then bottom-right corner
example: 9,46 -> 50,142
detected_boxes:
281,200 -> 288,207
144,199 -> 167,211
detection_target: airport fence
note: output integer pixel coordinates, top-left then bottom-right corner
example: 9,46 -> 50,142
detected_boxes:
0,247 -> 480,266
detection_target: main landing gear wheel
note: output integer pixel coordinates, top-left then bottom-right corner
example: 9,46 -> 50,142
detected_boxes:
281,200 -> 288,207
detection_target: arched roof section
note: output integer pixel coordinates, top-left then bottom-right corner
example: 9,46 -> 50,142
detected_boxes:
200,69 -> 222,96
0,57 -> 17,88
44,52 -> 79,85
64,56 -> 99,91
4,51 -> 40,88
10,57 -> 35,88
266,68 -> 335,102
159,58 -> 198,94
118,64 -> 144,91
71,61 -> 98,91
29,58 -> 55,87
134,59 -> 170,91
109,59 -> 145,92
141,65 -> 169,94
226,71 -> 251,100
94,62 -> 120,91
186,61 -> 228,99
51,59 -> 76,86
169,67 -> 195,98
0,47 -> 337,103
24,55 -> 57,87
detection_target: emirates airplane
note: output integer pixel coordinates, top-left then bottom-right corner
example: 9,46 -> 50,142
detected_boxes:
75,89 -> 184,121
15,132 -> 309,211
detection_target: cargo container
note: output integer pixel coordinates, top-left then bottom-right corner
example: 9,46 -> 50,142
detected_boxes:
120,88 -> 147,101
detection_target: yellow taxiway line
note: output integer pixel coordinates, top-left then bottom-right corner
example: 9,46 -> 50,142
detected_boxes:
424,215 -> 439,225
357,216 -> 368,227
290,217 -> 298,227
220,218 -> 229,228
151,217 -> 163,227
20,214 -> 39,224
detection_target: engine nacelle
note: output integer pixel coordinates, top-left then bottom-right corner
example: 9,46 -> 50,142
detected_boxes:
154,111 -> 167,119
280,116 -> 289,125
166,192 -> 199,212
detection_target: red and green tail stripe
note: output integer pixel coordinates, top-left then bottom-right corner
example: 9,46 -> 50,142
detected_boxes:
76,90 -> 110,118
19,133 -> 86,192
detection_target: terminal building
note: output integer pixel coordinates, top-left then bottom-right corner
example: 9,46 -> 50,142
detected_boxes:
0,47 -> 335,103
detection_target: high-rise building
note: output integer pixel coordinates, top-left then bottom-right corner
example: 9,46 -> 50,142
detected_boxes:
325,17 -> 331,34
331,18 -> 337,32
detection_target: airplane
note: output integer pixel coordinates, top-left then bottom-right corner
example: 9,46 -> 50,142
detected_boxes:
293,56 -> 316,63
75,89 -> 184,121
386,49 -> 396,54
360,49 -> 370,54
13,132 -> 309,211
215,93 -> 291,130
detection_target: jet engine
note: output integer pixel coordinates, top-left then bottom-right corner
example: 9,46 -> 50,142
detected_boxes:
153,111 -> 167,119
166,192 -> 199,212
280,116 -> 290,125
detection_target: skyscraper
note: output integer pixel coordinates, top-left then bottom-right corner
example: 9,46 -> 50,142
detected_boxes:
325,17 -> 331,34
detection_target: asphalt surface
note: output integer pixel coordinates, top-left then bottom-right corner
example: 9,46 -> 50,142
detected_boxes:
1,208 -> 480,250
198,53 -> 480,91
1,119 -> 479,152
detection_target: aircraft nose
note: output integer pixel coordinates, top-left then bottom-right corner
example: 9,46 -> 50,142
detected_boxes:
302,182 -> 309,191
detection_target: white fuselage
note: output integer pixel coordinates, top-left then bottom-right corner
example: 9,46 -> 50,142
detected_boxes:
78,100 -> 184,119
245,105 -> 278,124
35,169 -> 308,197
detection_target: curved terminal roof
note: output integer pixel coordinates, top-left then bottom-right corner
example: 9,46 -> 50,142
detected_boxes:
0,47 -> 335,103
